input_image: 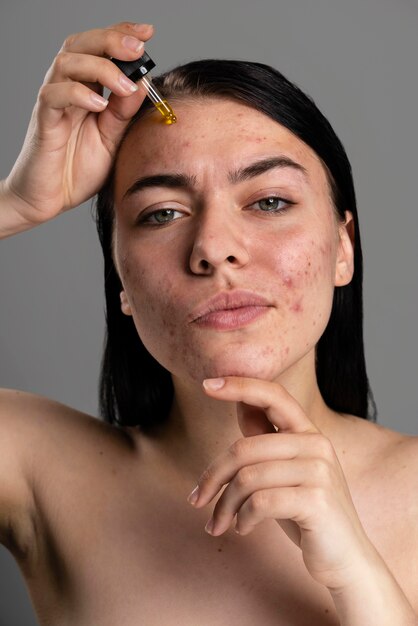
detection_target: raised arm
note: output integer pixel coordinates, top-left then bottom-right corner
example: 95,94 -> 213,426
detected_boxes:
0,22 -> 153,553
0,22 -> 153,238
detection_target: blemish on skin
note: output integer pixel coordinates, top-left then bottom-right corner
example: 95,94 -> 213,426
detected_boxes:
217,548 -> 223,552
285,346 -> 290,355
99,450 -> 103,456
290,300 -> 303,313
283,277 -> 293,288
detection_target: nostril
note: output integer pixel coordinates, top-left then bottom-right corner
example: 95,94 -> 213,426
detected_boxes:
227,255 -> 236,263
200,259 -> 210,270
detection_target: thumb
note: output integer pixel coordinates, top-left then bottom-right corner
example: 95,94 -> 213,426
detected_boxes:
97,87 -> 147,150
237,402 -> 276,437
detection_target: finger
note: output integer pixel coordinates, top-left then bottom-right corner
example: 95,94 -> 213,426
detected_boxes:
96,83 -> 151,150
235,486 -> 310,535
104,22 -> 154,39
203,377 -> 319,435
190,431 -> 324,508
59,25 -> 152,60
236,402 -> 276,437
47,53 -> 140,97
207,458 -> 313,536
36,82 -> 109,131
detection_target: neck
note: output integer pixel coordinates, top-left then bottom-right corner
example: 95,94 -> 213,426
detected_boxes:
142,352 -> 346,481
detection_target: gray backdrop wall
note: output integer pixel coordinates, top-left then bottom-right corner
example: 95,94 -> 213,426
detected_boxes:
1,0 -> 417,623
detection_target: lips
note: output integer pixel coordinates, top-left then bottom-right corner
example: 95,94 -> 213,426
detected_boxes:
189,290 -> 273,330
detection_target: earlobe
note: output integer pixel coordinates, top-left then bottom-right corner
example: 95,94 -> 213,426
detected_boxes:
120,291 -> 133,316
335,211 -> 355,287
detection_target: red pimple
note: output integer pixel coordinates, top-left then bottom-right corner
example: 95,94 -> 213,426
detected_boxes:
290,299 -> 303,313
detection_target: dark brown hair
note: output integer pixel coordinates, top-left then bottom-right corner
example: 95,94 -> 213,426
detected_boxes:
95,59 -> 377,431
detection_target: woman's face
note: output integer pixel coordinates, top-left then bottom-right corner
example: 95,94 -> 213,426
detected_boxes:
113,98 -> 353,384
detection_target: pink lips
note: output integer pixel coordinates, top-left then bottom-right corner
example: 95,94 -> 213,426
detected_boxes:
189,290 -> 273,331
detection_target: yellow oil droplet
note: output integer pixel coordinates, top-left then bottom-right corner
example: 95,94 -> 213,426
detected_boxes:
154,100 -> 177,124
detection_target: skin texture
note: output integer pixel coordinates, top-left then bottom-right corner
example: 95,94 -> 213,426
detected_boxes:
113,98 -> 353,389
107,99 -> 418,620
2,24 -> 418,625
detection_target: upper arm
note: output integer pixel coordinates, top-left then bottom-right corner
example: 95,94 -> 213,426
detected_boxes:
0,388 -> 91,557
0,388 -> 40,554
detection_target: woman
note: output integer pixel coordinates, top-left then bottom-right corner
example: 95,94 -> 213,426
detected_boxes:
0,22 -> 417,626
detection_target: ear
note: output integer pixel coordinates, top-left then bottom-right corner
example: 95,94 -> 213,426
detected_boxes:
334,211 -> 355,287
120,291 -> 133,316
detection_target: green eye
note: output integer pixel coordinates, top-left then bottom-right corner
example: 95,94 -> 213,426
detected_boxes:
256,197 -> 286,211
141,208 -> 185,225
153,209 -> 177,223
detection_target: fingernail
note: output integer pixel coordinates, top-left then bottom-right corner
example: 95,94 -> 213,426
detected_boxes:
205,517 -> 215,535
133,23 -> 153,31
123,35 -> 144,52
90,93 -> 109,108
187,485 -> 200,505
203,378 -> 225,391
119,74 -> 139,93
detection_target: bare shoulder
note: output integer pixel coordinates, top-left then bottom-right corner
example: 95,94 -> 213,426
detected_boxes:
367,418 -> 418,476
346,414 -> 418,512
0,387 -> 130,457
0,388 -> 131,555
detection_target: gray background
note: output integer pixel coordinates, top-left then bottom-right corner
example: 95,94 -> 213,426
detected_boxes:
1,0 -> 417,623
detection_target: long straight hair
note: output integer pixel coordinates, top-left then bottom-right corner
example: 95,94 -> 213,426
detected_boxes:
95,59 -> 377,431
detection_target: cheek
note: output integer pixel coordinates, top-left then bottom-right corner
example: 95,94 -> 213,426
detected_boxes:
266,231 -> 336,322
119,252 -> 182,356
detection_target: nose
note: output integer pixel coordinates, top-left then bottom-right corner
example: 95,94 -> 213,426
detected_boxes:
188,208 -> 250,275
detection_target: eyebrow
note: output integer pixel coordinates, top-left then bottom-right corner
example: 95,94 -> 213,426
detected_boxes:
228,156 -> 309,184
123,155 -> 309,199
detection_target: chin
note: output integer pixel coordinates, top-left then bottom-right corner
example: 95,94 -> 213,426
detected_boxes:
194,353 -> 286,383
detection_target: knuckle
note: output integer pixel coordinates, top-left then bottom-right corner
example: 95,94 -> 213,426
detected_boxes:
311,458 -> 331,482
54,51 -> 70,73
103,29 -> 118,49
236,466 -> 255,489
62,32 -> 78,50
37,84 -> 51,105
119,21 -> 137,30
311,433 -> 334,459
228,439 -> 247,462
248,490 -> 267,514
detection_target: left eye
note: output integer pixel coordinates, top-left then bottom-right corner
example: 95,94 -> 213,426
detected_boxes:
252,196 -> 288,212
144,209 -> 184,224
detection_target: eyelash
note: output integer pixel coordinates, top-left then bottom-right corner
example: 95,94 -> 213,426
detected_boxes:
137,195 -> 294,226
249,195 -> 294,214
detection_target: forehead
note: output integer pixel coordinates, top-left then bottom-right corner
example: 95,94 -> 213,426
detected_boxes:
114,98 -> 329,198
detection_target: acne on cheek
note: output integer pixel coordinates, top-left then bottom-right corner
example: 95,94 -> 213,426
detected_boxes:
278,237 -> 334,316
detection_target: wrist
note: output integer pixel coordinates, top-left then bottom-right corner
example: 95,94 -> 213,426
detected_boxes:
328,548 -> 417,626
0,177 -> 40,239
